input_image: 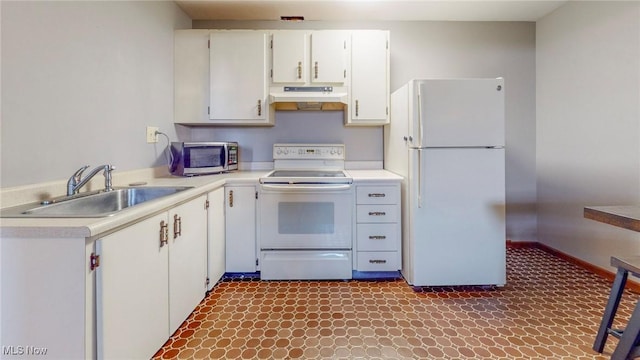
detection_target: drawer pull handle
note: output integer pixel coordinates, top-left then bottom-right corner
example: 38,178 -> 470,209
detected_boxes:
369,235 -> 387,240
369,212 -> 386,216
369,259 -> 387,264
368,193 -> 386,198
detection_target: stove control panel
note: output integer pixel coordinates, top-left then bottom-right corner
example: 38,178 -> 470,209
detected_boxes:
273,144 -> 345,160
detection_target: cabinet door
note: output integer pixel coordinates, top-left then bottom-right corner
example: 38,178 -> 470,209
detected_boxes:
348,30 -> 390,125
225,186 -> 256,272
272,31 -> 308,84
207,188 -> 226,290
310,31 -> 348,84
174,30 -> 210,124
209,31 -> 271,125
168,195 -> 208,333
96,212 -> 169,360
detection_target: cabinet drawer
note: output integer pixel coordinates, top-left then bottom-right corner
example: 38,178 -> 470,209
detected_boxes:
356,186 -> 398,204
357,251 -> 399,271
357,205 -> 398,223
357,224 -> 397,251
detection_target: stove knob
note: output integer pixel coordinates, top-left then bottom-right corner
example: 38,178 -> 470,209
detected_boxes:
276,148 -> 282,155
338,148 -> 343,155
330,148 -> 336,155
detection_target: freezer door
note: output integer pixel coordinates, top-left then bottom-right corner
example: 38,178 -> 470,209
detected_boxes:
407,148 -> 506,286
413,78 -> 504,148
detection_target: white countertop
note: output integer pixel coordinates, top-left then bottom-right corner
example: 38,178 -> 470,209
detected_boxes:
0,169 -> 402,239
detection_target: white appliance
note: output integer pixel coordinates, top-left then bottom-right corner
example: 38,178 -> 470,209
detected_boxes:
258,144 -> 354,280
384,78 -> 506,286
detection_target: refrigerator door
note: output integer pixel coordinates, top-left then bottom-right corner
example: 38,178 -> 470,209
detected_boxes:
411,78 -> 504,148
406,147 -> 506,286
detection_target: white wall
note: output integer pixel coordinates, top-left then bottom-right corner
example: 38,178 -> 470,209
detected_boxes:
1,1 -> 191,187
537,1 -> 640,270
194,20 -> 537,241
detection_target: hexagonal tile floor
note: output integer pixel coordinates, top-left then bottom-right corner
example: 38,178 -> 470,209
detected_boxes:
153,247 -> 635,359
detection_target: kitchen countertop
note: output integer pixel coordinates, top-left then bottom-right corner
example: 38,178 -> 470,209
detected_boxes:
584,206 -> 640,232
0,169 -> 402,239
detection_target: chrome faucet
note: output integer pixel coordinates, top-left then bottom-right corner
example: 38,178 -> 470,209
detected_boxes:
67,164 -> 115,196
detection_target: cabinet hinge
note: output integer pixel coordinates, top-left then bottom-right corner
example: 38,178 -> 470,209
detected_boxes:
208,39 -> 210,49
386,107 -> 389,115
206,277 -> 210,287
344,69 -> 346,78
344,40 -> 346,49
255,191 -> 258,200
386,40 -> 389,50
205,199 -> 210,210
256,258 -> 259,266
208,106 -> 210,115
270,69 -> 273,78
270,39 -> 273,49
90,253 -> 100,271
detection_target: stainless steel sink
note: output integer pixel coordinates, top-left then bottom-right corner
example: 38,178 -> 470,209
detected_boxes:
0,186 -> 193,218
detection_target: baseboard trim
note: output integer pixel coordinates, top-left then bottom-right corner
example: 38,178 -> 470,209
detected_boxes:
507,240 -> 640,293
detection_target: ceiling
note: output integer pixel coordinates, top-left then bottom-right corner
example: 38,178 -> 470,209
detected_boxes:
175,0 -> 568,22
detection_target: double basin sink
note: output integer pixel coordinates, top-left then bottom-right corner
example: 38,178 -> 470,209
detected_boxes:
0,186 -> 193,218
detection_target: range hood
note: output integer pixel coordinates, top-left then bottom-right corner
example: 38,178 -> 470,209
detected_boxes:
269,86 -> 348,111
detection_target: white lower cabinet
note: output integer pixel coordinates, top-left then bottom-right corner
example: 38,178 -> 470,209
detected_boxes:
96,212 -> 170,360
207,187 -> 226,290
96,195 -> 207,359
168,196 -> 208,333
355,183 -> 401,272
224,185 -> 257,272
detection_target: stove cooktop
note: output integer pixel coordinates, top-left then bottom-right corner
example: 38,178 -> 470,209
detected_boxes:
267,170 -> 347,178
260,169 -> 352,185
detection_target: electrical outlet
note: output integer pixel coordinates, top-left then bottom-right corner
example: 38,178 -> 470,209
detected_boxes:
146,126 -> 159,143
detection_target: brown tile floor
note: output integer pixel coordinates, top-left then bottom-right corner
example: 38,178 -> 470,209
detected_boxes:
153,247 -> 636,359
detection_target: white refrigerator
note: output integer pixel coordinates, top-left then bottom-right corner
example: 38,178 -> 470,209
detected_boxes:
384,78 -> 506,286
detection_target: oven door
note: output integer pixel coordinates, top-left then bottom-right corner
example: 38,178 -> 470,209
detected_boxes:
259,184 -> 353,249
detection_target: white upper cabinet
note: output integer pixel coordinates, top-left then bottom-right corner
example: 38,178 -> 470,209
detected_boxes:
310,31 -> 349,84
174,30 -> 210,124
209,30 -> 273,126
271,31 -> 308,84
347,30 -> 390,126
174,29 -> 389,127
271,30 -> 348,85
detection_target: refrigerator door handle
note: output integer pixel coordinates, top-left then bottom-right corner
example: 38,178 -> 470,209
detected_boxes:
417,85 -> 423,148
417,148 -> 423,208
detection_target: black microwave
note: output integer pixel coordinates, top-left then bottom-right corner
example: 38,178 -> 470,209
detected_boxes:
170,142 -> 238,176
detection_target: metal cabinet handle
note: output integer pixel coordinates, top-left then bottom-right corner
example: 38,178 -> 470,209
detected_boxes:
368,193 -> 386,198
257,99 -> 262,116
159,220 -> 168,247
228,190 -> 234,208
368,211 -> 386,216
173,214 -> 182,239
314,61 -> 318,79
355,100 -> 359,117
369,259 -> 387,264
297,61 -> 302,79
369,235 -> 387,240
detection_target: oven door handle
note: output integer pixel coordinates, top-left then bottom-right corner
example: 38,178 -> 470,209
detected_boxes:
260,184 -> 352,192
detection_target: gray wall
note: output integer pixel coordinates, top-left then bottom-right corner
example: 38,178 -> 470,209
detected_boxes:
536,1 -> 640,270
194,20 -> 537,241
0,4 -> 536,242
1,1 -> 191,187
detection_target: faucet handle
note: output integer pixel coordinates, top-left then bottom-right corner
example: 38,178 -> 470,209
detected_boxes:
72,165 -> 90,182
